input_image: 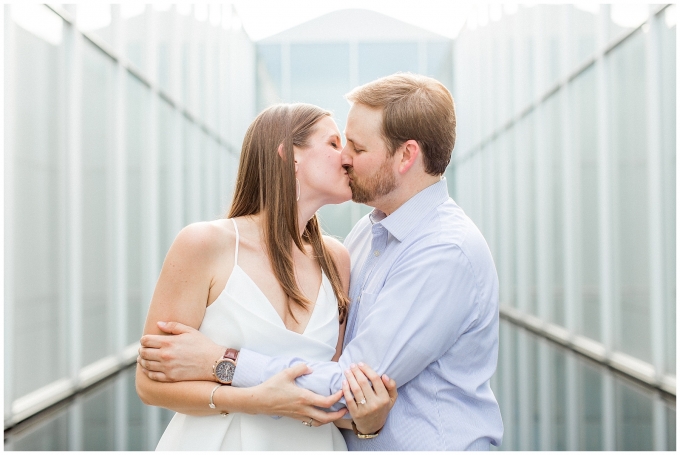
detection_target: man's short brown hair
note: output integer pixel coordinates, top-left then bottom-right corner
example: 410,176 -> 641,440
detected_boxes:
345,73 -> 456,176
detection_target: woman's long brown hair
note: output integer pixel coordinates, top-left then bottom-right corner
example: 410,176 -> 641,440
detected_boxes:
227,103 -> 349,323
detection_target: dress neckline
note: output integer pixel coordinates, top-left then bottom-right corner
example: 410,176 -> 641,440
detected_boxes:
209,264 -> 327,336
224,217 -> 327,336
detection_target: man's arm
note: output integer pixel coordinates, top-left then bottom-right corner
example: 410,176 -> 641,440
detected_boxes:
138,242 -> 484,414
233,242 -> 482,402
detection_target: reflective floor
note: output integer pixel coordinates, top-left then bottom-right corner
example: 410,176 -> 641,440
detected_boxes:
4,320 -> 676,451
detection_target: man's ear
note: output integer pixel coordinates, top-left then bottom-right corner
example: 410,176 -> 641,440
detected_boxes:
398,140 -> 420,174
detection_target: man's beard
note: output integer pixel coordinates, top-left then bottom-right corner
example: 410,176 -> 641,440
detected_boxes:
347,157 -> 397,204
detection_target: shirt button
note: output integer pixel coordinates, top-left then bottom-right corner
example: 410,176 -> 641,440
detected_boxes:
374,250 -> 380,256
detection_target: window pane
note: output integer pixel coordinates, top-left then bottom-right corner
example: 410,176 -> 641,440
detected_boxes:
7,409 -> 69,450
156,8 -> 173,93
290,43 -> 350,132
123,5 -> 147,72
76,4 -> 113,49
502,130 -> 518,308
571,66 -> 600,342
82,384 -> 116,450
579,362 -> 603,449
608,30 -> 651,363
126,74 -> 150,346
615,379 -> 654,450
659,8 -> 676,376
158,99 -> 177,265
358,42 -> 419,84
81,40 -> 114,365
572,7 -> 597,66
515,114 -> 536,315
541,6 -> 564,88
545,94 -> 565,326
426,41 -> 453,89
317,202 -> 353,240
183,121 -> 201,225
257,44 -> 283,110
10,8 -> 69,397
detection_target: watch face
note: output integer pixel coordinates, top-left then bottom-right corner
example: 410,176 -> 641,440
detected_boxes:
215,360 -> 236,383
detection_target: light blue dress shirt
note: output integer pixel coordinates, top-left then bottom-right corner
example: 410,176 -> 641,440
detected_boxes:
233,179 -> 504,450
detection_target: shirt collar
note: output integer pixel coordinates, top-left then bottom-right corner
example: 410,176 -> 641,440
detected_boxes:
369,178 -> 450,242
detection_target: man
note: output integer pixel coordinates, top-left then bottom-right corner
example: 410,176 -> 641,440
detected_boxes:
139,73 -> 503,450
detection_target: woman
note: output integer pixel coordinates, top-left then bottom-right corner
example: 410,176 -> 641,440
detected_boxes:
136,103 -> 397,450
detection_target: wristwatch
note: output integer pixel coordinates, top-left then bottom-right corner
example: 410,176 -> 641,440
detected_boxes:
351,421 -> 382,439
212,348 -> 239,385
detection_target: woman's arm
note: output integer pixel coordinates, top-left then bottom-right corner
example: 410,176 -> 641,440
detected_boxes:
137,361 -> 346,420
135,223 -> 348,423
135,221 -> 233,415
136,369 -> 247,416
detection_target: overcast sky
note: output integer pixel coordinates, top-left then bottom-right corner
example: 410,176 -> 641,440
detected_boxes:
230,0 -> 473,41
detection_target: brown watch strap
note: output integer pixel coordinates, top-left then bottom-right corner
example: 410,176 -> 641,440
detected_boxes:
351,420 -> 382,439
222,348 -> 239,363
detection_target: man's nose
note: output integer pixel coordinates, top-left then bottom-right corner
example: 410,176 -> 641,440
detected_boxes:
340,145 -> 353,167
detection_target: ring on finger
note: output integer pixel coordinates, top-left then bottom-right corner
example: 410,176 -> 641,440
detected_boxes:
302,418 -> 313,427
357,398 -> 367,405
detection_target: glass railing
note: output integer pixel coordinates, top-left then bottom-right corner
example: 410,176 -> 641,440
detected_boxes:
493,320 -> 676,450
5,320 -> 674,451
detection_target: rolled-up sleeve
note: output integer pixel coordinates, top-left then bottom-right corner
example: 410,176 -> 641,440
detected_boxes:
232,241 -> 480,408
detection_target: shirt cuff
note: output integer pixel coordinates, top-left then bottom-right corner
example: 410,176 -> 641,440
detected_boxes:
231,348 -> 271,388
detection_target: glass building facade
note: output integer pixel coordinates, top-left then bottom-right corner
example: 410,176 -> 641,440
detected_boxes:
4,4 -> 255,445
4,3 -> 676,451
450,4 -> 676,450
255,8 -> 454,239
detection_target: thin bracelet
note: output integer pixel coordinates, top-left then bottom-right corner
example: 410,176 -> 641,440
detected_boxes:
209,384 -> 221,409
209,384 -> 230,416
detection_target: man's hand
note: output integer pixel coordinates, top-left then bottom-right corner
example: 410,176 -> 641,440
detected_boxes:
248,363 -> 348,426
342,363 -> 398,435
137,321 -> 225,382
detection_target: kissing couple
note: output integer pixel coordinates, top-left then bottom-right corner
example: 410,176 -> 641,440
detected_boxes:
136,72 -> 503,451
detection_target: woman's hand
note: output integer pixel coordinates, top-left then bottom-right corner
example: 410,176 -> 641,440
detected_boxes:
249,363 -> 348,427
342,363 -> 398,435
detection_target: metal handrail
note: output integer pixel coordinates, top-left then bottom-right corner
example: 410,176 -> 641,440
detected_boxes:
4,343 -> 140,430
500,305 -> 676,397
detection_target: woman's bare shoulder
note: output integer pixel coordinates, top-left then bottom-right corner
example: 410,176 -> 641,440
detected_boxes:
322,235 -> 350,269
170,219 -> 236,264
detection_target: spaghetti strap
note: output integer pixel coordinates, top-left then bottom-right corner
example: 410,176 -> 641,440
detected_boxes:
230,218 -> 240,265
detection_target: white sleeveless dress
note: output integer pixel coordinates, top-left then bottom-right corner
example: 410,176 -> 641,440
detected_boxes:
156,219 -> 348,451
